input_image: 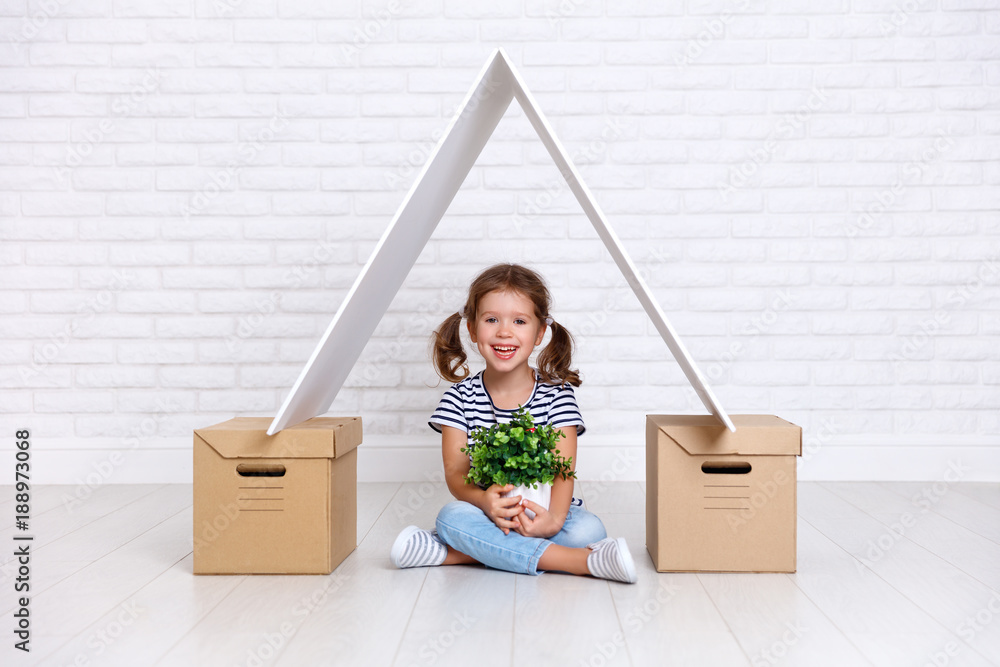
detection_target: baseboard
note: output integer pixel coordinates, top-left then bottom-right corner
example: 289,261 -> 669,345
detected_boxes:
11,434 -> 1000,485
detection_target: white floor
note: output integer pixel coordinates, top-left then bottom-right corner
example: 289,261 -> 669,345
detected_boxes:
1,481 -> 998,667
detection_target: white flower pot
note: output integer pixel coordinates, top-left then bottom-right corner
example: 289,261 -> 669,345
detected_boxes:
503,483 -> 552,520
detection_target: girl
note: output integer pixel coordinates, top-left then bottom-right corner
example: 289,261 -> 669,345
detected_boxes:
390,263 -> 636,584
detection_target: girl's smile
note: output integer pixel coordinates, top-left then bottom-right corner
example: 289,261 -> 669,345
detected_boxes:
491,344 -> 518,361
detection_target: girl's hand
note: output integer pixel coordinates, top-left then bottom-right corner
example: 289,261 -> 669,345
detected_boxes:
511,500 -> 564,539
480,484 -> 524,535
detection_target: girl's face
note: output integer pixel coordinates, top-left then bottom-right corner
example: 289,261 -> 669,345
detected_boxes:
468,289 -> 546,375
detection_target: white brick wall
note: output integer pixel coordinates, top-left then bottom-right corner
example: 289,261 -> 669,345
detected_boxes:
1,0 -> 997,483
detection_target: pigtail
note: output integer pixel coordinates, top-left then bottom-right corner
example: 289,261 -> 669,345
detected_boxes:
432,312 -> 469,382
536,320 -> 581,387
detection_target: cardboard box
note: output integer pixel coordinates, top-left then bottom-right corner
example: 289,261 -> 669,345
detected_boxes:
646,414 -> 802,573
193,416 -> 361,575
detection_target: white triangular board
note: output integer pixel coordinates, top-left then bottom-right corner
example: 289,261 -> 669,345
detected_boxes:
268,47 -> 735,435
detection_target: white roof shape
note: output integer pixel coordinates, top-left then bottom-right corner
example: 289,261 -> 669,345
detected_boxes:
268,47 -> 735,435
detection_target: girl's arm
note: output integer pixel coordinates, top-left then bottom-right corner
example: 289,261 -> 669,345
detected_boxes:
440,424 -> 523,534
545,425 -> 578,524
440,424 -> 481,505
513,425 -> 578,538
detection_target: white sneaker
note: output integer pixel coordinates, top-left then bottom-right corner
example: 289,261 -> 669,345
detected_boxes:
586,537 -> 637,584
391,525 -> 447,569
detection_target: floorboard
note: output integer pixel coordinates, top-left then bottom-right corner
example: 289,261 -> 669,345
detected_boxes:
0,481 -> 997,667
821,481 -> 1000,592
878,481 -> 1000,544
800,483 -> 1000,665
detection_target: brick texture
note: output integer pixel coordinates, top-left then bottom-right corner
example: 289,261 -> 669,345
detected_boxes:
0,1 -> 997,464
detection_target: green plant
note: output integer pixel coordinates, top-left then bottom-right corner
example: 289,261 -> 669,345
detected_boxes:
461,406 -> 577,489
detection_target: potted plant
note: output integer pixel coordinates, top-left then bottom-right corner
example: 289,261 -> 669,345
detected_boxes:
461,406 -> 577,519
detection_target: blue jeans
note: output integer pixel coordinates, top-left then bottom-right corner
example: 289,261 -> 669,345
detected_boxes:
434,501 -> 607,576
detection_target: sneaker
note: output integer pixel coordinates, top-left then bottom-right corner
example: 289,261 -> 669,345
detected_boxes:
586,537 -> 637,584
390,525 -> 447,569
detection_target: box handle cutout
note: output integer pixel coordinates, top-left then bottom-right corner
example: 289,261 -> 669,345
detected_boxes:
237,463 -> 286,477
701,461 -> 751,475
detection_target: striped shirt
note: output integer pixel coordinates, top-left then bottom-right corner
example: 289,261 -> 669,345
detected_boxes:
428,370 -> 585,436
429,370 -> 586,507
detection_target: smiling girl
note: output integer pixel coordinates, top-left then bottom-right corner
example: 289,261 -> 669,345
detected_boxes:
389,263 -> 636,583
